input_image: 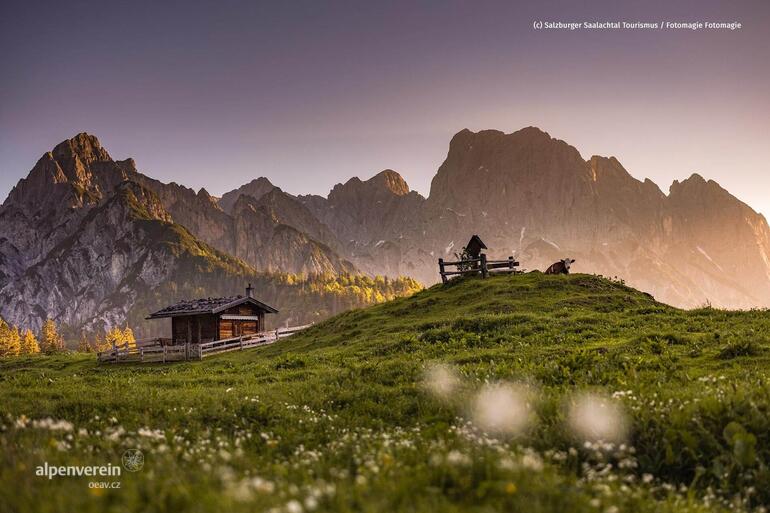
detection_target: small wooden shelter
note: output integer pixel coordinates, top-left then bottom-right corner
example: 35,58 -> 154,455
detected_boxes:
465,234 -> 488,258
146,284 -> 278,345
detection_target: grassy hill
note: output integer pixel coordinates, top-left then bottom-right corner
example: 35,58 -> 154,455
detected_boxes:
2,273 -> 770,512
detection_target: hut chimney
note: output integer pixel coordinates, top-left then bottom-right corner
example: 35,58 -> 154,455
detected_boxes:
246,283 -> 254,298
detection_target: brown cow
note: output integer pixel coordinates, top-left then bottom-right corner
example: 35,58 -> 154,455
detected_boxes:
545,258 -> 575,275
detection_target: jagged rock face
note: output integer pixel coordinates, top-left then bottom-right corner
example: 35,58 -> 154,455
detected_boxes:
304,170 -> 423,243
424,128 -> 666,252
0,182 -> 180,332
129,168 -> 351,276
662,175 -> 770,306
231,192 -> 355,275
0,133 -> 354,278
132,174 -> 235,254
0,134 -> 132,288
299,170 -> 426,277
249,189 -> 344,253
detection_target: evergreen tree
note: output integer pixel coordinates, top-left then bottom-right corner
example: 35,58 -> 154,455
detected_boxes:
40,319 -> 65,354
20,329 -> 40,355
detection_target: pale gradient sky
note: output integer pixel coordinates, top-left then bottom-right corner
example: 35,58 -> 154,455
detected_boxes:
1,1 -> 768,216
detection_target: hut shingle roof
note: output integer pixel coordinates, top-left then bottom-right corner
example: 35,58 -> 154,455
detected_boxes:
147,295 -> 278,319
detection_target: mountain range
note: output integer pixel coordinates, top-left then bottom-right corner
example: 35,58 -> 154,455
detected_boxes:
2,128 -> 769,337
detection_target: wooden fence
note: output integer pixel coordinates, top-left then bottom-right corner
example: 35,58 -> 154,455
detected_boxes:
96,325 -> 312,364
438,254 -> 519,284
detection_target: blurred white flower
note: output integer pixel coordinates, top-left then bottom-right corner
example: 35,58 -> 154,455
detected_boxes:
422,363 -> 461,400
568,392 -> 629,443
471,383 -> 531,435
446,450 -> 471,465
304,496 -> 318,511
31,417 -> 73,432
286,500 -> 303,513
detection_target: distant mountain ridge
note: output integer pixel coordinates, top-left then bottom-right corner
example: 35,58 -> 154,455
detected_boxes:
2,128 -> 769,338
0,134 -> 419,337
311,127 -> 770,307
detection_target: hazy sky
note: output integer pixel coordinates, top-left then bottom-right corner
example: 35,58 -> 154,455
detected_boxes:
2,1 -> 768,215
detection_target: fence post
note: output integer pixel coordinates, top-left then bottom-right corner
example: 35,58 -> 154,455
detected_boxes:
239,336 -> 244,350
508,256 -> 514,270
140,347 -> 144,362
163,345 -> 167,363
480,253 -> 488,279
438,258 -> 447,284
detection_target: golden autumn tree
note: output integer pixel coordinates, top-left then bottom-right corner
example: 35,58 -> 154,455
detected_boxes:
20,329 -> 40,355
0,320 -> 21,357
8,326 -> 21,356
93,332 -> 111,353
105,327 -> 126,349
40,319 -> 65,354
77,334 -> 93,353
123,327 -> 136,349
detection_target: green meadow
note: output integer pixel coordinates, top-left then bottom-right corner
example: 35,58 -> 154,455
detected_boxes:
2,273 -> 770,512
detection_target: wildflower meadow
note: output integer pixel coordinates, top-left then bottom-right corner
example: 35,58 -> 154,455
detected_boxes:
1,273 -> 769,512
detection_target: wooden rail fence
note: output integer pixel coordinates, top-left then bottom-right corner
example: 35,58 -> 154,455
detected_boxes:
438,254 -> 519,284
97,324 -> 312,364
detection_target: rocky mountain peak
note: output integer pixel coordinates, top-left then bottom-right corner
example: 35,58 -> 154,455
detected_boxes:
329,169 -> 412,204
51,132 -> 111,165
2,132 -> 138,213
218,177 -> 276,214
367,170 -> 410,196
428,127 -> 587,215
117,158 -> 138,173
669,173 -> 742,208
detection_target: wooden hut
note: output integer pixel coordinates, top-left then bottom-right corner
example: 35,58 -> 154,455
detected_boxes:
146,284 -> 278,345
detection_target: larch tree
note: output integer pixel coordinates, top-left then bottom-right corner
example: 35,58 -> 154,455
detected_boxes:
105,327 -> 125,349
77,334 -> 93,353
20,329 -> 40,355
40,319 -> 65,354
0,319 -> 21,357
123,327 -> 136,349
93,332 -> 111,352
8,326 -> 21,356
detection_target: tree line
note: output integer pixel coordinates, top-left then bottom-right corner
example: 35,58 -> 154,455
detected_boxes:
0,317 -> 135,357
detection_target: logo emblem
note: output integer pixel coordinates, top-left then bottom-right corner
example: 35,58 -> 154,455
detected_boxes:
122,449 -> 144,472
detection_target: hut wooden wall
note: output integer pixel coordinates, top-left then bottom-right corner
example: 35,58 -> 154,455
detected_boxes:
218,304 -> 266,339
171,315 -> 218,344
